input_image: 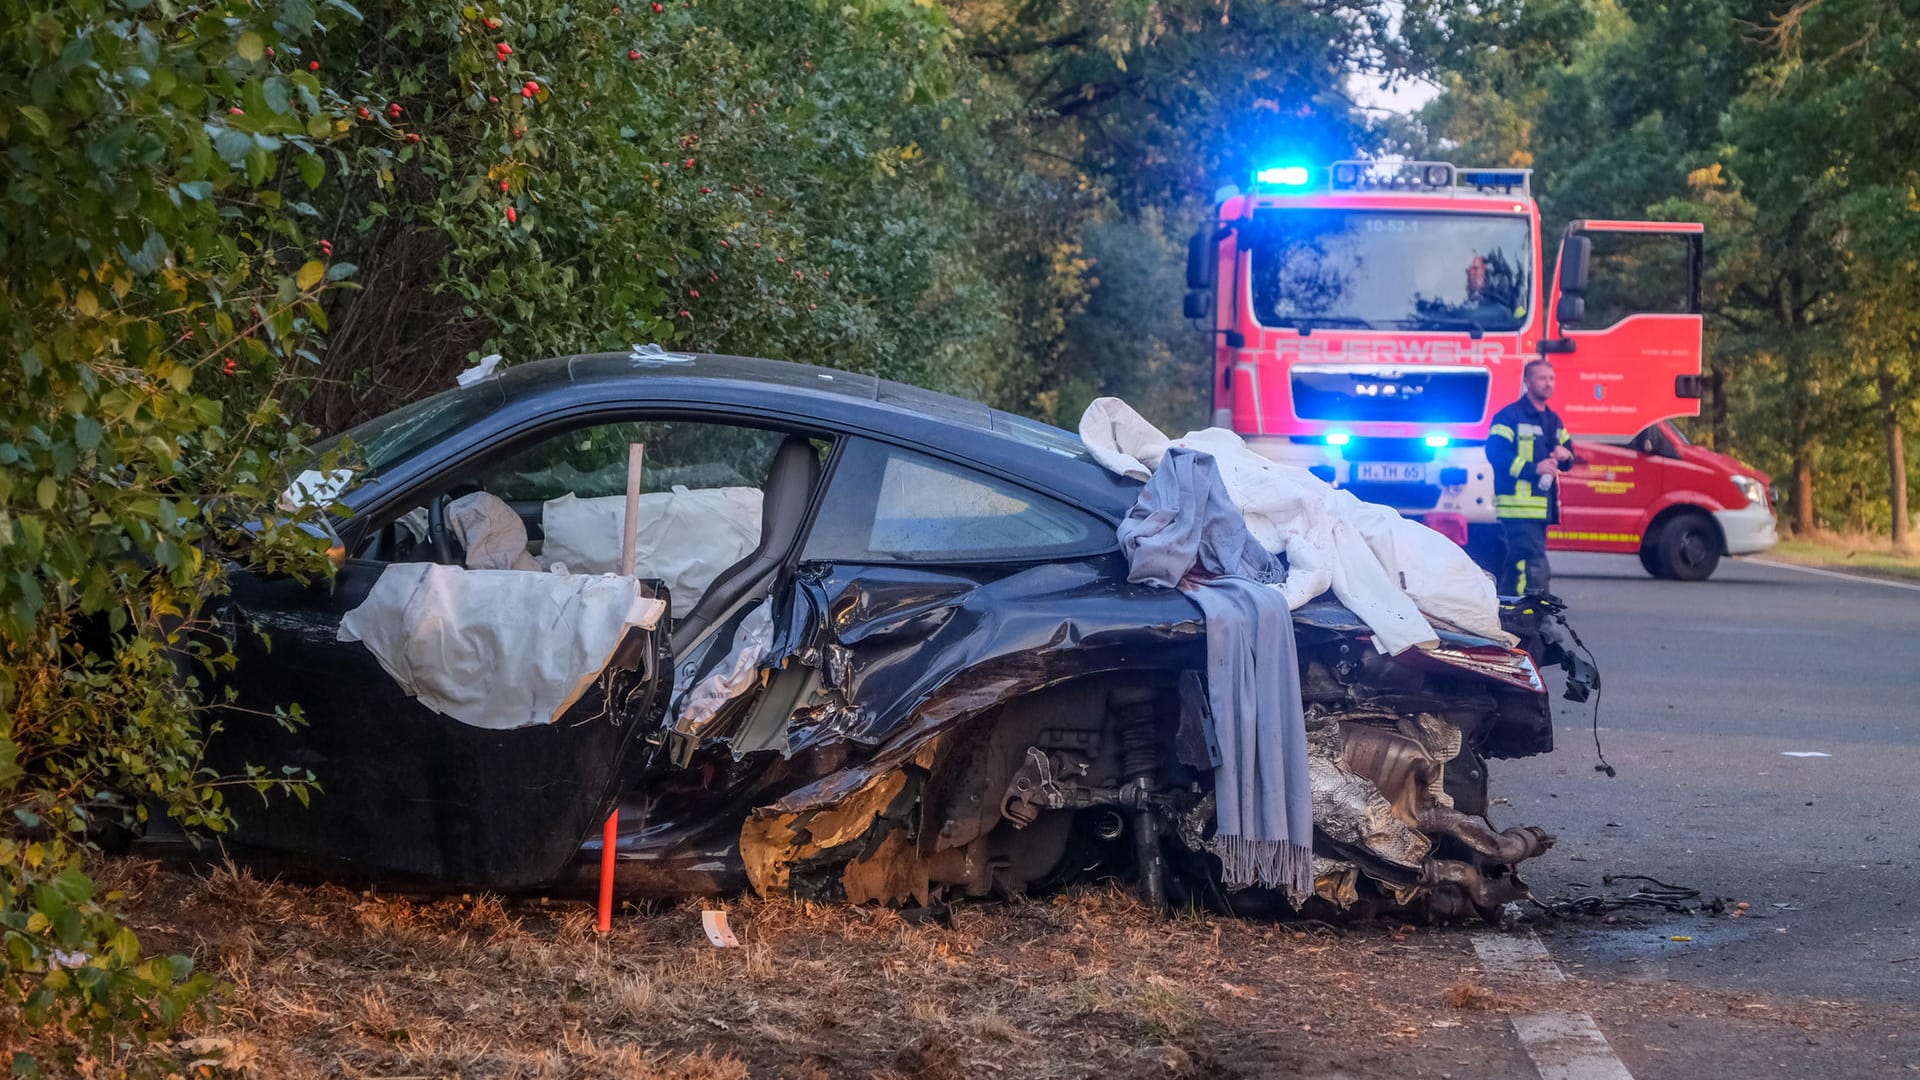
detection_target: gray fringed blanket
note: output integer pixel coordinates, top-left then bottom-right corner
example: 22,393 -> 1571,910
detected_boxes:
1115,449 -> 1313,896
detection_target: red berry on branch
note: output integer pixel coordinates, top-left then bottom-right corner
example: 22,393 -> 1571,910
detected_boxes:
629,49 -> 641,60
684,157 -> 695,167
500,179 -> 510,191
689,289 -> 700,298
229,106 -> 244,115
700,186 -> 711,193
506,206 -> 518,223
652,2 -> 663,10
497,42 -> 512,54
775,256 -> 784,263
679,309 -> 690,317
719,239 -> 729,247
522,85 -> 535,98
387,103 -> 402,117
223,357 -> 237,374
309,60 -> 321,71
319,240 -> 334,256
358,106 -> 371,118
489,95 -> 499,103
808,303 -> 817,310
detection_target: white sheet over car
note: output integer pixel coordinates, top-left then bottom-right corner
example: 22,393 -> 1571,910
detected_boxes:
1079,398 -> 1508,653
539,487 -> 762,618
338,564 -> 666,730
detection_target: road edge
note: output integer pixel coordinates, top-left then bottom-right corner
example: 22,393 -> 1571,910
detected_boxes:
1739,557 -> 1920,592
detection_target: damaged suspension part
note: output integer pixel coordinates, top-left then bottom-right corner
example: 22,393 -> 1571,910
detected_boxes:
997,687 -> 1172,910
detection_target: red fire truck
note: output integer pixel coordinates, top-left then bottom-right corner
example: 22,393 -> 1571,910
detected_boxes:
1184,159 -> 1777,581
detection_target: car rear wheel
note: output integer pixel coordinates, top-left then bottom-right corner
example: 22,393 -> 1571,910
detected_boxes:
1655,512 -> 1721,580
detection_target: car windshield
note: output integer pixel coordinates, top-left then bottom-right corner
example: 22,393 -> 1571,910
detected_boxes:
1248,209 -> 1533,333
308,383 -> 506,477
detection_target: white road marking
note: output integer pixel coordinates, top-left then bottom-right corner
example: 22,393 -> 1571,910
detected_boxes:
1510,1011 -> 1637,1080
1472,931 -> 1566,983
1740,557 -> 1920,593
1474,929 -> 1635,1080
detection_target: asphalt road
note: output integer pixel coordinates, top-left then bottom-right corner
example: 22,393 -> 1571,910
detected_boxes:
1490,552 -> 1920,1075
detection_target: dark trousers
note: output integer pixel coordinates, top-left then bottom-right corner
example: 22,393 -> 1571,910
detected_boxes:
1498,519 -> 1550,596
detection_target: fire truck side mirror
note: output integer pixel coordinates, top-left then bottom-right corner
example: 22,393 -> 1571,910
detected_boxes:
1557,235 -> 1592,295
1186,230 -> 1217,291
1555,295 -> 1586,327
1183,291 -> 1213,320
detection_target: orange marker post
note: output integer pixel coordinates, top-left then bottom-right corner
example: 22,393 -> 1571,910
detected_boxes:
597,811 -> 618,932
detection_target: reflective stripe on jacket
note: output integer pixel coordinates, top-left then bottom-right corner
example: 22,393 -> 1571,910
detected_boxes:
1486,397 -> 1572,523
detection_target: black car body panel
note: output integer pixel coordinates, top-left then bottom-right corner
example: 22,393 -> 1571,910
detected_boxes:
180,351 -> 1588,918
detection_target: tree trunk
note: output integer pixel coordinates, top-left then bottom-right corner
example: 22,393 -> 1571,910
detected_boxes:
1881,357 -> 1909,547
1794,452 -> 1816,536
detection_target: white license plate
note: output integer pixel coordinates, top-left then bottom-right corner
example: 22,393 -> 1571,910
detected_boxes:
1355,463 -> 1427,483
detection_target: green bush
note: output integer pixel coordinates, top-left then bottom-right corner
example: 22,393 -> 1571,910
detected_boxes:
1,0 -> 357,1069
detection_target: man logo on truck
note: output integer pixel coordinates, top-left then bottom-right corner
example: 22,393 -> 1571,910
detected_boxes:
1486,359 -> 1574,596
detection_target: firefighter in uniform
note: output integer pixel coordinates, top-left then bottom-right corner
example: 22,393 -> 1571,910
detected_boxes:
1485,358 -> 1574,595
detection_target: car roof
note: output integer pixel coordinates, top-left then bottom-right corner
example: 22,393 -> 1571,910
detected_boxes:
475,351 -> 1142,519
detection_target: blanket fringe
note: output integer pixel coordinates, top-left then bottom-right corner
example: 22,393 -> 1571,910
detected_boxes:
1215,835 -> 1315,896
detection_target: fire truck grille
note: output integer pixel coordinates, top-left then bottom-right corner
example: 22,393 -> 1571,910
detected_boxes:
1291,367 -> 1489,423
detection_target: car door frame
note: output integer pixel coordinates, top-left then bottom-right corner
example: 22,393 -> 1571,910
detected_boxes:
209,402 -> 836,889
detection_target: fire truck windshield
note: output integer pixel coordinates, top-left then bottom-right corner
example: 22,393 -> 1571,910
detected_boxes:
1246,209 -> 1532,334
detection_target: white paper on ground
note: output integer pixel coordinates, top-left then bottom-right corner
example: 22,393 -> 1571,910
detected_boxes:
1780,751 -> 1831,758
540,487 -> 762,618
338,564 -> 666,730
701,910 -> 740,947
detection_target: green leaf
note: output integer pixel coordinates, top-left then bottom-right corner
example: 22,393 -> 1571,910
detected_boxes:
35,476 -> 56,510
213,128 -> 253,167
237,32 -> 265,62
73,417 -> 103,452
296,259 -> 325,290
17,106 -> 51,138
298,152 -> 325,189
325,261 -> 357,281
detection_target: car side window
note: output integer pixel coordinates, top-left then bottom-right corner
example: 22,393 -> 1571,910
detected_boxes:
349,418 -> 810,624
480,419 -> 783,502
804,438 -> 1109,563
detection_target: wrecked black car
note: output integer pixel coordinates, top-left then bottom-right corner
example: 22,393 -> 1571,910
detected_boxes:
160,351 -> 1596,920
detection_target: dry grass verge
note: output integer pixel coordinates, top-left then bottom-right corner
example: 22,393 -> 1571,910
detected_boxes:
30,858 -> 1902,1078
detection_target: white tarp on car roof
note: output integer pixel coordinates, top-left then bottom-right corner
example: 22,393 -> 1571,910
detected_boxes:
338,564 -> 666,730
540,487 -> 761,618
1079,398 -> 1509,653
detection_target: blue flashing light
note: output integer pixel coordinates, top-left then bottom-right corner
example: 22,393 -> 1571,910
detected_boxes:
1256,165 -> 1313,189
1324,431 -> 1352,447
1424,433 -> 1451,449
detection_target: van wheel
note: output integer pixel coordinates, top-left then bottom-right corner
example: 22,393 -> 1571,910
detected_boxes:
1638,544 -> 1667,578
1656,512 -> 1721,581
